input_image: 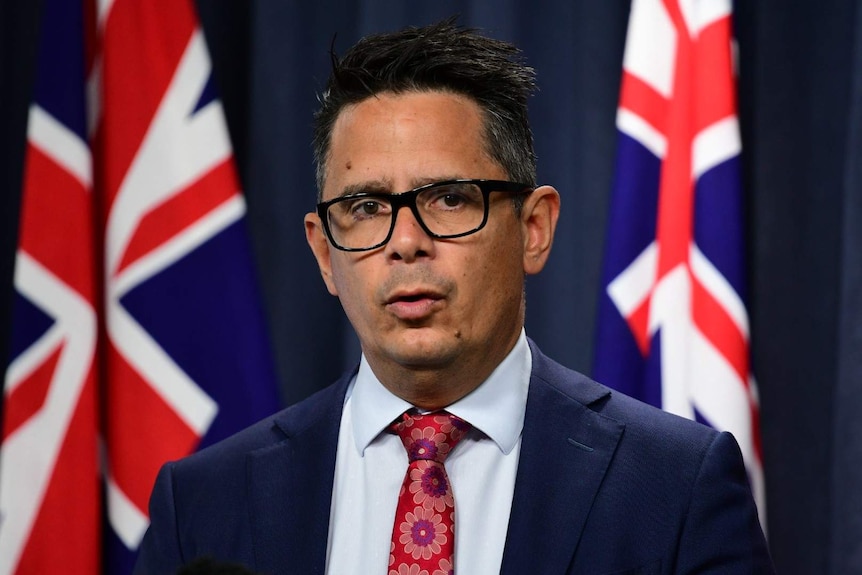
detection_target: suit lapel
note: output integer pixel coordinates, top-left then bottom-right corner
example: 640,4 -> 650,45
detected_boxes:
500,348 -> 625,574
247,376 -> 350,575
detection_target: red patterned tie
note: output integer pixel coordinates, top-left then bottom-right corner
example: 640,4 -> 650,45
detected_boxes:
388,411 -> 471,575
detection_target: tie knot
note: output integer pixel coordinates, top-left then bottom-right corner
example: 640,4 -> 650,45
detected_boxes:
389,411 -> 471,463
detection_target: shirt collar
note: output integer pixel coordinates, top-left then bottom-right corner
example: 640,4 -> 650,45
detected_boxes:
350,329 -> 531,456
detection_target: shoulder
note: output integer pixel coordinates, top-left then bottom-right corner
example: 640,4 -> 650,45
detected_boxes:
526,341 -> 758,528
135,370 -> 355,573
515,342 -> 771,568
527,339 -> 725,460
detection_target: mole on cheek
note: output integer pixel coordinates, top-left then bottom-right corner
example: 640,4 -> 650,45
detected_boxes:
345,161 -> 352,170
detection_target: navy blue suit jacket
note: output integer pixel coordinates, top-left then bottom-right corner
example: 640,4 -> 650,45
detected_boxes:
135,342 -> 773,574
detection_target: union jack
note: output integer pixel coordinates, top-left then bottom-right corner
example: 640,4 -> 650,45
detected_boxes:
593,0 -> 766,520
0,1 -> 280,573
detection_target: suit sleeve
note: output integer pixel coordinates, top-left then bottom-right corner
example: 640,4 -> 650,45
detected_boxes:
133,462 -> 184,575
675,431 -> 774,573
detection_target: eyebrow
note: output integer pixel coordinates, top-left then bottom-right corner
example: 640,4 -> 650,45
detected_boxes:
337,176 -> 464,198
337,181 -> 390,198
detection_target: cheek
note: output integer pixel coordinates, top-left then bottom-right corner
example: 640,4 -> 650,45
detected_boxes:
329,260 -> 367,311
464,241 -> 523,305
329,257 -> 388,327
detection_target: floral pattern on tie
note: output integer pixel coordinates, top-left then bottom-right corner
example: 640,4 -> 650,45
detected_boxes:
409,461 -> 452,511
388,411 -> 470,575
433,558 -> 454,575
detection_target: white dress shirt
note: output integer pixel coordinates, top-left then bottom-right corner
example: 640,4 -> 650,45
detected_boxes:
325,330 -> 532,575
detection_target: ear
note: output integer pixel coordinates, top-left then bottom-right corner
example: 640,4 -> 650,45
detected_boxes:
304,212 -> 339,296
520,185 -> 560,275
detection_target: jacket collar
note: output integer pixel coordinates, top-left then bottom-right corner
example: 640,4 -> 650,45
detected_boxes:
500,341 -> 624,573
247,371 -> 352,575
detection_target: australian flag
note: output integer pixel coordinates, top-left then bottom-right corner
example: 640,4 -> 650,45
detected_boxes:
593,0 -> 766,519
0,1 -> 281,573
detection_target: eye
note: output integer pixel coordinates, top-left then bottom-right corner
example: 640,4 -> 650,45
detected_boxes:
344,197 -> 390,220
436,193 -> 465,209
356,201 -> 379,215
424,184 -> 482,211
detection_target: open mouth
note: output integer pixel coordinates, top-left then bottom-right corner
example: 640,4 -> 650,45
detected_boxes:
397,293 -> 432,303
385,290 -> 444,320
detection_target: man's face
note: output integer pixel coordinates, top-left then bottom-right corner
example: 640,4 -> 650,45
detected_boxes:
306,91 -> 539,404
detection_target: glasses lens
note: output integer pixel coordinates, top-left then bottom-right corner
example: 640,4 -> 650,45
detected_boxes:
416,182 -> 485,237
323,181 -> 491,250
326,196 -> 393,250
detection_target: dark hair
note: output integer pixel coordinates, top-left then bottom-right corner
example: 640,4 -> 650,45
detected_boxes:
312,18 -> 538,198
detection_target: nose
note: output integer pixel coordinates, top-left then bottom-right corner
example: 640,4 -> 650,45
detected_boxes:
384,204 -> 435,262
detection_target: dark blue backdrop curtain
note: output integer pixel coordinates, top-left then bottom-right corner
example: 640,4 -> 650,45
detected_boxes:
2,1 -> 862,573
831,0 -> 862,570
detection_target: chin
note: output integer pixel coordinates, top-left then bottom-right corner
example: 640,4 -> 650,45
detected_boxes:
385,329 -> 461,367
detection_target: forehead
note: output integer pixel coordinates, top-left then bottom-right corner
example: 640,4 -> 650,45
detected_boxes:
323,91 -> 502,198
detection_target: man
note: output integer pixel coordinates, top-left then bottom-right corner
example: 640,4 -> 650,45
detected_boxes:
135,20 -> 773,574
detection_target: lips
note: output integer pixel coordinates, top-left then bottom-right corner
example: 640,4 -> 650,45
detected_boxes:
384,288 -> 445,321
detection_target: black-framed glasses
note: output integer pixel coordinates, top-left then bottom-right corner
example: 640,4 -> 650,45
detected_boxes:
317,179 -> 533,252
